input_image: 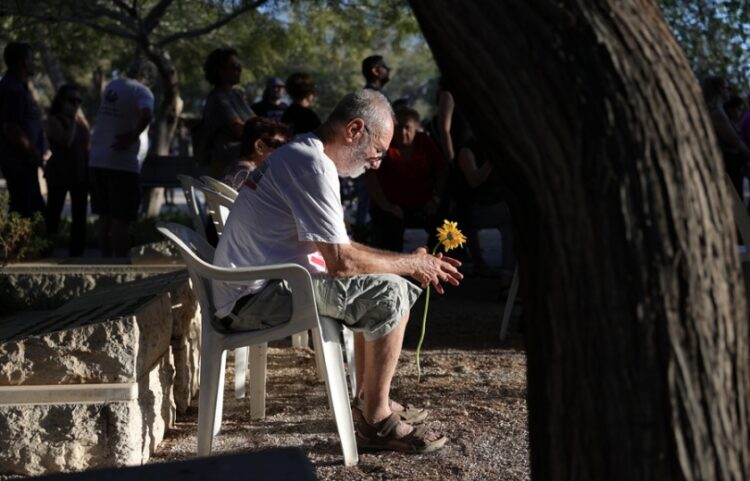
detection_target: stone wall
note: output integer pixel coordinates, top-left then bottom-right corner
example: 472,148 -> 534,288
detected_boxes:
0,270 -> 201,476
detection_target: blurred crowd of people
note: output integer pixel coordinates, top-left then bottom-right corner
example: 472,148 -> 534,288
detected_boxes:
0,42 -> 513,275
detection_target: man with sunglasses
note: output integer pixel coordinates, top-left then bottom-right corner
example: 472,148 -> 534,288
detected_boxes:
212,89 -> 462,454
362,55 -> 392,92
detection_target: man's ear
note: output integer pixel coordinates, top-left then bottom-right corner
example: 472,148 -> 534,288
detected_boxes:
254,138 -> 265,155
345,118 -> 365,144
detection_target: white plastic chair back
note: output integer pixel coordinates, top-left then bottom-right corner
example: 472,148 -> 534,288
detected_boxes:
176,175 -> 207,235
156,222 -> 357,466
200,186 -> 235,237
201,175 -> 239,201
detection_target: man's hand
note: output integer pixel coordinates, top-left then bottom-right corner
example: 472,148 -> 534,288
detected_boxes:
410,247 -> 463,294
111,130 -> 139,150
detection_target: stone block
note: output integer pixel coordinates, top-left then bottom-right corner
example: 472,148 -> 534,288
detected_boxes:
0,264 -> 181,313
0,350 -> 175,476
0,287 -> 174,386
129,241 -> 183,266
0,272 -> 196,475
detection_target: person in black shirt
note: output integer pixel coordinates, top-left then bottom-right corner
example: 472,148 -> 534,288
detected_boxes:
251,76 -> 288,121
281,73 -> 321,136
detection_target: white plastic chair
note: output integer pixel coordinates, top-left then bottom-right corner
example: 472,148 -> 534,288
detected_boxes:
157,222 -> 358,466
199,186 -> 234,238
197,183 -> 355,395
499,266 -> 519,341
176,175 -> 207,234
201,175 -> 239,201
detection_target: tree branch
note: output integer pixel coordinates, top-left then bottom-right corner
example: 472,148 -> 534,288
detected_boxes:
156,0 -> 269,47
142,0 -> 174,34
8,11 -> 139,40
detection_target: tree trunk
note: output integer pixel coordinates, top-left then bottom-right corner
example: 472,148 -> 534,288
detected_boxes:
143,46 -> 184,217
39,33 -> 68,90
410,1 -> 750,480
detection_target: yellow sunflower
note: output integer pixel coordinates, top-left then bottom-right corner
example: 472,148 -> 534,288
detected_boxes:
436,219 -> 466,252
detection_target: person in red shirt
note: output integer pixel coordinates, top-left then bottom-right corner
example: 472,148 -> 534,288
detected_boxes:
365,106 -> 448,251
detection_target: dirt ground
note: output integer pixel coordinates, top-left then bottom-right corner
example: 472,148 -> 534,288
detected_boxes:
150,276 -> 529,481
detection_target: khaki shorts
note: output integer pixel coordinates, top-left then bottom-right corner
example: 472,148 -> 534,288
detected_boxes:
218,274 -> 422,342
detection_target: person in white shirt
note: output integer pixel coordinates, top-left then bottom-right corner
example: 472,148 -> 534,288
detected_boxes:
89,59 -> 155,257
213,89 -> 462,453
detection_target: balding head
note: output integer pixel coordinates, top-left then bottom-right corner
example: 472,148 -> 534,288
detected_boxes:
319,90 -> 395,178
326,89 -> 395,140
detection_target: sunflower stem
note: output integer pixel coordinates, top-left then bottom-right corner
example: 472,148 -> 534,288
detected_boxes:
416,244 -> 440,383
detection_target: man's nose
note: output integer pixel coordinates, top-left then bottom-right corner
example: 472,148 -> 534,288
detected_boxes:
370,159 -> 382,170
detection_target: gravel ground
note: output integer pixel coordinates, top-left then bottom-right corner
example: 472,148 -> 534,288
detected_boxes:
150,276 -> 529,481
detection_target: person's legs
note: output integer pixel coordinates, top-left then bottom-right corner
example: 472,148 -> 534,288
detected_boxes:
3,161 -> 44,218
68,183 -> 88,257
45,183 -> 68,237
110,218 -> 130,257
360,314 -> 411,437
98,215 -> 113,257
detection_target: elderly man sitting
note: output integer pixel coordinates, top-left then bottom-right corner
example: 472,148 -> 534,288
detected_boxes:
212,89 -> 462,453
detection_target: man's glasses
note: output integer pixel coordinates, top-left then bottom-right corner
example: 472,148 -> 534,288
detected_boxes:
227,62 -> 242,71
363,125 -> 387,160
66,97 -> 83,105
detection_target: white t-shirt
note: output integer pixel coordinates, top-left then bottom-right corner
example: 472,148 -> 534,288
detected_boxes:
89,78 -> 154,173
212,133 -> 350,317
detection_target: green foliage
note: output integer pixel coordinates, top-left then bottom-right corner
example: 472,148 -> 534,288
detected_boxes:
659,0 -> 750,90
0,192 -> 50,265
0,1 -> 440,120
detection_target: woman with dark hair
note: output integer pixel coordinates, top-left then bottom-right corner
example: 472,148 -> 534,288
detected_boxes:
281,72 -> 321,135
44,84 -> 90,256
222,117 -> 290,189
201,47 -> 254,177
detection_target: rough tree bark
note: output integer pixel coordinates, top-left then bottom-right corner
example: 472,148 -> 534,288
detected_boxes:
410,1 -> 750,480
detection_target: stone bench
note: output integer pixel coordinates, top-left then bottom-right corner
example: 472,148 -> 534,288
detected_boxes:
0,270 -> 201,476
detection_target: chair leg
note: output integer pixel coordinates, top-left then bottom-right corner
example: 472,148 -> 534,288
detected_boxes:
500,266 -> 520,340
214,350 -> 227,436
249,343 -> 268,420
197,347 -> 225,456
313,317 -> 358,467
234,347 -> 248,399
292,331 -> 309,348
314,335 -> 327,382
342,328 -> 357,399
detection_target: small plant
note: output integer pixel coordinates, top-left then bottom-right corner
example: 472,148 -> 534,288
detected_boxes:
0,191 -> 50,266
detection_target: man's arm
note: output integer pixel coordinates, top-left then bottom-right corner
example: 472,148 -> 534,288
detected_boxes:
314,241 -> 462,294
111,107 -> 153,150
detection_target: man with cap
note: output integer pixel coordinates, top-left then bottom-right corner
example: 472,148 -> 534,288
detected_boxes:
251,76 -> 288,122
88,58 -> 156,257
362,55 -> 391,93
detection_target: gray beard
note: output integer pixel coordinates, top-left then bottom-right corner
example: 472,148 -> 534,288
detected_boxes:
341,139 -> 371,178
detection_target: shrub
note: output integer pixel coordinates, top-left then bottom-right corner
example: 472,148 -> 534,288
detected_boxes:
0,191 -> 50,265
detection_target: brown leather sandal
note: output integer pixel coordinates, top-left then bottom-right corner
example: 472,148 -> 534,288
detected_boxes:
354,412 -> 447,454
353,396 -> 429,424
